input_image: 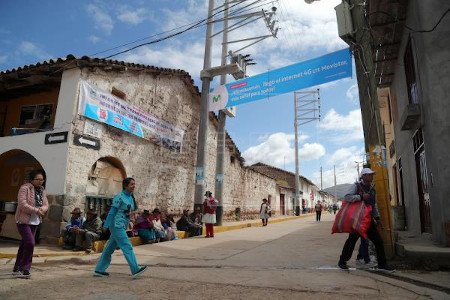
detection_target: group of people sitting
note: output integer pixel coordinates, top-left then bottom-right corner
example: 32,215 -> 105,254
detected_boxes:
61,206 -> 205,253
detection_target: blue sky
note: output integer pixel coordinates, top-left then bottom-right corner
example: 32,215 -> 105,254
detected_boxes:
0,0 -> 365,188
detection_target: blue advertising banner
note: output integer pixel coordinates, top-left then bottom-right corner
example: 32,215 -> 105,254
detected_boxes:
209,48 -> 352,111
78,80 -> 184,152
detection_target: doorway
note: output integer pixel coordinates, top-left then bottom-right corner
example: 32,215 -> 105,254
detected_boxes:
280,194 -> 285,215
413,129 -> 432,233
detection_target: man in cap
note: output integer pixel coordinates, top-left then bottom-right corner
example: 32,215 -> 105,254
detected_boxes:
176,209 -> 202,237
73,209 -> 103,253
62,207 -> 85,250
337,168 -> 394,272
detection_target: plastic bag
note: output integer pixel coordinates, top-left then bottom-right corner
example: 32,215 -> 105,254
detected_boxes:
331,200 -> 372,239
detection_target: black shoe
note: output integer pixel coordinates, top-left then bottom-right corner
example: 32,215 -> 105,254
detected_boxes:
17,270 -> 31,279
338,261 -> 349,270
132,266 -> 148,278
93,271 -> 109,277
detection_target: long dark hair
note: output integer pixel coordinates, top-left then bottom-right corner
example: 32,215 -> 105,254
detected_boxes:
122,177 -> 135,189
28,170 -> 44,182
122,177 -> 138,210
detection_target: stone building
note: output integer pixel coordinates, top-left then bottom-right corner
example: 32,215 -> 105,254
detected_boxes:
347,0 -> 450,246
0,55 -> 280,241
250,162 -> 334,214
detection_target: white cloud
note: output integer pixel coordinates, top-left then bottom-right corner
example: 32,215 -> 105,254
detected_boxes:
346,84 -> 359,105
87,4 -> 114,35
17,41 -> 51,60
242,132 -> 325,167
117,8 -> 148,25
314,146 -> 365,188
120,40 -> 223,80
319,109 -> 363,142
89,35 -> 101,44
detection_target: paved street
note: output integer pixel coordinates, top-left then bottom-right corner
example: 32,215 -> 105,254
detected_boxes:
1,213 -> 449,299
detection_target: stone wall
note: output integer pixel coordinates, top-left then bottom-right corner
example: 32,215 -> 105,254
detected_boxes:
60,67 -> 279,228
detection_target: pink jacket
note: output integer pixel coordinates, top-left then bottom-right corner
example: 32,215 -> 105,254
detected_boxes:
15,183 -> 49,225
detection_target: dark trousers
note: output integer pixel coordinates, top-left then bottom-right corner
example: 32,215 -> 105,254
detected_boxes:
14,224 -> 38,272
340,222 -> 387,267
357,237 -> 370,262
316,211 -> 322,221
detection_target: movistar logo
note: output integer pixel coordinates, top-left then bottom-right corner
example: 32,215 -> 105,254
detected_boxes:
212,95 -> 221,102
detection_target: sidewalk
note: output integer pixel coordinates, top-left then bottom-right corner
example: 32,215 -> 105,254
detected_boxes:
395,230 -> 450,269
0,214 -> 311,259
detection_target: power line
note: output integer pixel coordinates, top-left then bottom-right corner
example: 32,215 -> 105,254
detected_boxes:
368,8 -> 450,33
102,0 -> 269,59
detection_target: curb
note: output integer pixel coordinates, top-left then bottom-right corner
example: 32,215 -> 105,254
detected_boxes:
0,214 -> 313,259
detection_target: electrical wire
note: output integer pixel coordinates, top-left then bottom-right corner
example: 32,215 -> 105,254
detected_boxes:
101,0 -> 270,59
368,8 -> 450,33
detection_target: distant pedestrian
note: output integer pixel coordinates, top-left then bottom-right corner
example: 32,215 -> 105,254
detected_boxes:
332,203 -> 338,215
260,198 -> 269,226
13,170 -> 49,278
202,191 -> 218,238
315,201 -> 323,221
94,177 -> 148,278
337,168 -> 394,272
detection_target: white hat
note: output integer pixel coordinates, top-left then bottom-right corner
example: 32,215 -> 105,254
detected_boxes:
360,168 -> 375,175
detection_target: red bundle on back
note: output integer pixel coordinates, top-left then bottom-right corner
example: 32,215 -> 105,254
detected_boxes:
332,200 -> 372,239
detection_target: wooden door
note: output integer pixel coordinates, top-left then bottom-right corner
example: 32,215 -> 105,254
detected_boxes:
280,194 -> 285,215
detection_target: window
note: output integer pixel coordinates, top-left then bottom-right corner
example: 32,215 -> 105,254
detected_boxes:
19,104 -> 53,127
413,128 -> 424,154
404,39 -> 419,104
230,156 -> 235,164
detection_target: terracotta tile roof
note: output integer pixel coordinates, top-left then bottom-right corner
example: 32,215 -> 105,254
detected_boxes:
249,162 -> 316,190
0,54 -> 200,98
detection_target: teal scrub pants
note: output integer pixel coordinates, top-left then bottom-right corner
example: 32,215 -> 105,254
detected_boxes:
95,226 -> 140,275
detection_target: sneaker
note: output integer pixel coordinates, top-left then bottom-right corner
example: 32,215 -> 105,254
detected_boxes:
338,261 -> 349,270
371,265 -> 395,273
132,266 -> 148,278
93,271 -> 110,277
355,258 -> 365,266
12,270 -> 22,277
16,270 -> 31,279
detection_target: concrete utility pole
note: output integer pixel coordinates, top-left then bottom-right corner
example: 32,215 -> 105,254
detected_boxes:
212,1 -> 279,225
214,0 -> 229,226
334,165 -> 337,203
194,0 -> 215,212
294,89 -> 320,215
320,166 -> 323,190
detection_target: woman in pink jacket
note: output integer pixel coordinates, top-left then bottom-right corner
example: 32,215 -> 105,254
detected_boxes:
13,170 -> 49,278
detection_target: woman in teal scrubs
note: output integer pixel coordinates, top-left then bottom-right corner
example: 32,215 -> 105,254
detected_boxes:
94,177 -> 147,278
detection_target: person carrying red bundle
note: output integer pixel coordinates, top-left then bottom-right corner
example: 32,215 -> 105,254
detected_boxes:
337,168 -> 394,272
202,191 -> 218,238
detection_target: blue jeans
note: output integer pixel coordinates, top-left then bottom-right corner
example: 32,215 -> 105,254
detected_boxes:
95,226 -> 140,275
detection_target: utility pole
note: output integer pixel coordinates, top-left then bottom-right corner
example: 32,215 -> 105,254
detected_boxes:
294,89 -> 320,215
212,1 -> 279,224
333,165 -> 337,203
320,166 -> 323,190
194,0 -> 215,212
214,0 -> 229,226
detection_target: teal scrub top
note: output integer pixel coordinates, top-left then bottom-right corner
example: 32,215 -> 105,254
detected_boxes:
104,190 -> 136,230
